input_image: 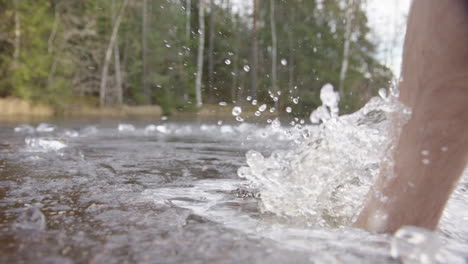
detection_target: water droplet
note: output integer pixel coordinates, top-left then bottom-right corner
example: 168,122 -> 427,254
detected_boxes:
217,120 -> 223,125
228,52 -> 234,56
236,116 -> 244,122
441,146 -> 448,152
258,104 -> 267,112
378,88 -> 388,100
232,106 -> 242,116
293,98 -> 299,104
246,96 -> 252,101
225,59 -> 231,65
218,102 -> 227,106
421,150 -> 429,156
281,59 -> 287,66
255,111 -> 261,116
165,43 -> 171,48
270,107 -> 276,113
243,65 -> 250,72
161,116 -> 168,121
286,106 -> 292,113
251,99 -> 257,105
422,159 -> 430,165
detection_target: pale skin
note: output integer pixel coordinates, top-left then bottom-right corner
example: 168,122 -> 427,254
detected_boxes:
354,0 -> 468,233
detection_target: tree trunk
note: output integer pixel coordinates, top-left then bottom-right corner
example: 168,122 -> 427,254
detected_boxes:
250,0 -> 259,100
186,0 -> 191,42
288,30 -> 294,94
195,0 -> 205,107
231,14 -> 239,103
288,5 -> 295,94
270,0 -> 278,109
12,0 -> 20,68
112,0 -> 123,105
142,0 -> 150,104
48,2 -> 59,54
99,0 -> 129,107
207,0 -> 215,103
47,1 -> 60,88
338,0 -> 357,99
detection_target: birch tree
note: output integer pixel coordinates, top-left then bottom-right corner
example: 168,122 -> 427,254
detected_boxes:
270,0 -> 278,108
112,0 -> 123,105
99,0 -> 129,107
207,0 -> 215,102
195,0 -> 205,107
250,0 -> 259,100
142,0 -> 149,104
231,13 -> 240,103
186,0 -> 191,42
12,0 -> 20,69
338,0 -> 359,98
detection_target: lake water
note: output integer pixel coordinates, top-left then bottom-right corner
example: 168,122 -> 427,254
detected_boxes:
1,99 -> 467,263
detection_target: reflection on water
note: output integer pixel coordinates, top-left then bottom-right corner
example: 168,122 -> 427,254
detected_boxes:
0,114 -> 467,263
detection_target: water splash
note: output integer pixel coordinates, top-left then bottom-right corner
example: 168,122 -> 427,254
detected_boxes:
238,89 -> 411,227
310,84 -> 340,124
24,137 -> 67,152
391,226 -> 467,264
232,106 -> 242,116
14,124 -> 35,133
118,123 -> 136,132
36,123 -> 57,133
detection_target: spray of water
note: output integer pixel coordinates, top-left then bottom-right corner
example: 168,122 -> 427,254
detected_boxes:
238,84 -> 411,227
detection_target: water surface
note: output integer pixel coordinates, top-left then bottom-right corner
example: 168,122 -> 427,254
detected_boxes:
0,115 -> 466,264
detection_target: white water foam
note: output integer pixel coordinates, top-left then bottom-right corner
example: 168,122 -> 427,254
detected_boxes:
238,87 -> 411,228
24,137 -> 68,152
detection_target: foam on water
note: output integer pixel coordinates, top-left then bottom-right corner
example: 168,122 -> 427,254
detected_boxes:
36,123 -> 57,132
24,137 -> 68,152
238,87 -> 411,227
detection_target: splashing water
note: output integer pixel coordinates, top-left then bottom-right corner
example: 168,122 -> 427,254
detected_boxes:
310,84 -> 340,124
232,106 -> 242,116
238,87 -> 411,228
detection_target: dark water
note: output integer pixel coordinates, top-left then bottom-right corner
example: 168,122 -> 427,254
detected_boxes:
0,120 -> 466,264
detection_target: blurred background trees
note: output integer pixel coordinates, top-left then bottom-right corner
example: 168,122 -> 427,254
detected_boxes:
0,0 -> 393,116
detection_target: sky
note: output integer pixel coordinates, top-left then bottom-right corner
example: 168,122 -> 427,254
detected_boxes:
229,0 -> 412,76
365,0 -> 412,75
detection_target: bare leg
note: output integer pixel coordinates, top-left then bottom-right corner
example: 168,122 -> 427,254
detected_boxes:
354,0 -> 468,233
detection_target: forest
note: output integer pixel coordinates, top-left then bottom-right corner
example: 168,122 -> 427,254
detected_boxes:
0,0 -> 393,116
